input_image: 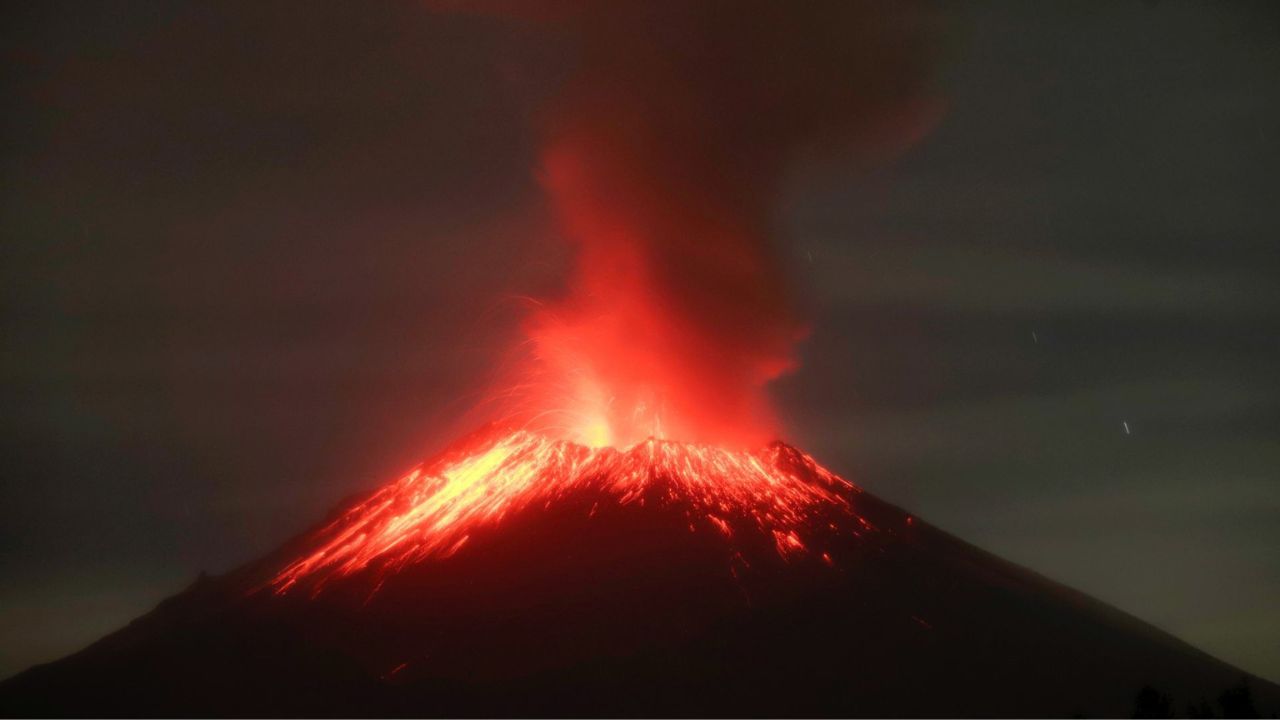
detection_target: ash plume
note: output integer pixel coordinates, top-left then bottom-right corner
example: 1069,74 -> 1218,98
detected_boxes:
444,1 -> 940,446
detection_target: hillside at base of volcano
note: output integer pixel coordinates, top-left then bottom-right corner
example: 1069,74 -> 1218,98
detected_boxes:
1,430 -> 1275,717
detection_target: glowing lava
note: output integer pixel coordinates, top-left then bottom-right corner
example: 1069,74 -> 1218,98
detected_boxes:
263,0 -> 943,603
270,427 -> 859,596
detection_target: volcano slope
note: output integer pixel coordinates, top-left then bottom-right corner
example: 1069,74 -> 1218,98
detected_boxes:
2,428 -> 1276,717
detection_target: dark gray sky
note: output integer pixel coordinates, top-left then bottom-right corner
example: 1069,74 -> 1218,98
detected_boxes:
2,0 -> 1278,683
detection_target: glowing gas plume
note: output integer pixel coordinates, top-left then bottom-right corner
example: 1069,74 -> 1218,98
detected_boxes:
445,1 -> 939,448
267,5 -> 937,593
270,427 -> 863,595
271,5 -> 936,592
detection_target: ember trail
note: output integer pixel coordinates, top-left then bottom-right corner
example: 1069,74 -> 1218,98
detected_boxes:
270,427 -> 865,595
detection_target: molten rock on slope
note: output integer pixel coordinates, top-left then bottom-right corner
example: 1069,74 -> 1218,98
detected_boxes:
269,427 -> 859,596
2,427 -> 1277,717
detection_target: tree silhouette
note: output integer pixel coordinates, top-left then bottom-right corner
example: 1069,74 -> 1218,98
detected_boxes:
1134,685 -> 1175,719
1218,678 -> 1258,719
1188,697 -> 1217,718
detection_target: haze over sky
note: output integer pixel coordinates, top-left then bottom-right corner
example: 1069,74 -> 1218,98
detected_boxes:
2,0 -> 1278,682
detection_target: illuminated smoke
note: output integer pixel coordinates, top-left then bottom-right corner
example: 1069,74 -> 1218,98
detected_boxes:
442,1 -> 938,447
265,4 -> 936,599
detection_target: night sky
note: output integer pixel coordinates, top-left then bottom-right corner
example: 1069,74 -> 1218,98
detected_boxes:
2,0 -> 1278,684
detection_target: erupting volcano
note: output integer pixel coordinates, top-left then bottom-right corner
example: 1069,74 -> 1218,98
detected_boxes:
4,1 -> 1278,717
5,419 -> 1279,716
269,429 -> 858,597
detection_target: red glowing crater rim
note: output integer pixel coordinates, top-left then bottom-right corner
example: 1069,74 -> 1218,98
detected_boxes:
269,427 -> 865,596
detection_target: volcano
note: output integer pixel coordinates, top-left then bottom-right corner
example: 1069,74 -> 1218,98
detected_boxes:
1,425 -> 1275,717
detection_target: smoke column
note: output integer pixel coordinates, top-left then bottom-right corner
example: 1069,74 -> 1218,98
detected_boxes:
444,1 -> 938,447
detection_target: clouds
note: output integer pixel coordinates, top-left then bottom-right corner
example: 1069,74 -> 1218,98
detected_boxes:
773,0 -> 1280,682
806,239 -> 1269,314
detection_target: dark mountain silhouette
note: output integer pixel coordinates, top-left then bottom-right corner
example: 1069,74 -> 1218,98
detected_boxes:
2,431 -> 1276,717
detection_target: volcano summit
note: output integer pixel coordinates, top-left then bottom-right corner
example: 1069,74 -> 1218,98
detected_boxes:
2,425 -> 1276,717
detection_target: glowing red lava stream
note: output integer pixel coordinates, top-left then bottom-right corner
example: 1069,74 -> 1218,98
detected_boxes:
270,428 -> 860,596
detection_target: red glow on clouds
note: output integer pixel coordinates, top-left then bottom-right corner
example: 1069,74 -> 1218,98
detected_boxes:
469,2 -> 938,449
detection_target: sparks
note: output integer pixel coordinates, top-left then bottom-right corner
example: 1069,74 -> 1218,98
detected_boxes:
269,427 -> 859,595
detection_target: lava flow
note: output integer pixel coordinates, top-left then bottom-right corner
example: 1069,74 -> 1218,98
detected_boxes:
269,427 -> 861,596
